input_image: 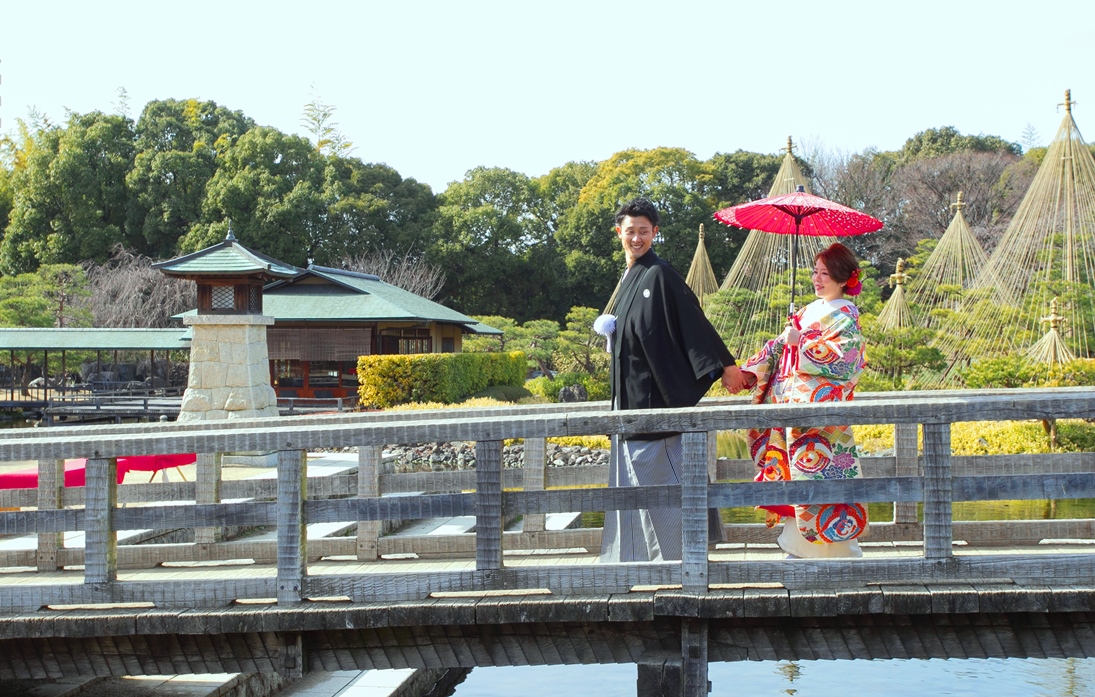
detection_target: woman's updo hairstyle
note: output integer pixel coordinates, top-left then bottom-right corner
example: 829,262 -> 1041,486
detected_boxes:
815,243 -> 862,296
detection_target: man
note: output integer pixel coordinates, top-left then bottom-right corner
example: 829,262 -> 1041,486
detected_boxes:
600,198 -> 745,562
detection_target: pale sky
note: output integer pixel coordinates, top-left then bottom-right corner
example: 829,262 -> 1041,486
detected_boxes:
2,0 -> 1092,192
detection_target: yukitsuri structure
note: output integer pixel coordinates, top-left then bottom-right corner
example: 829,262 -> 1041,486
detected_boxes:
933,90 -> 1095,382
907,191 -> 999,326
875,258 -> 914,332
684,224 -> 720,308
1025,297 -> 1076,366
710,137 -> 837,357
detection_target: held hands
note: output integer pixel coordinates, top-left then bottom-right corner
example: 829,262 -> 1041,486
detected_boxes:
721,365 -> 748,394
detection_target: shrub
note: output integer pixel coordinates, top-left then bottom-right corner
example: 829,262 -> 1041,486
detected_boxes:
525,371 -> 609,402
851,419 -> 1095,455
549,435 -> 611,449
471,384 -> 535,402
357,351 -> 525,408
388,396 -> 511,411
960,356 -> 1035,388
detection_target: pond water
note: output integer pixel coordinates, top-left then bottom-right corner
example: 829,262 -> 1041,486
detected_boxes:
450,658 -> 1095,696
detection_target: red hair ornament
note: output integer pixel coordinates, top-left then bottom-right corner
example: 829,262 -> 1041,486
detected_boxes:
844,268 -> 862,296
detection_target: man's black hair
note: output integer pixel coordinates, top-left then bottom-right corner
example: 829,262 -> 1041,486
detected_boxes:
615,198 -> 660,227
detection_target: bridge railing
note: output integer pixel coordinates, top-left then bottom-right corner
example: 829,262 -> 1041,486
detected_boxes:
0,387 -> 1092,609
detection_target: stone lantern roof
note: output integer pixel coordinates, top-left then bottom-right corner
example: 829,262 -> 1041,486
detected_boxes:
152,227 -> 299,280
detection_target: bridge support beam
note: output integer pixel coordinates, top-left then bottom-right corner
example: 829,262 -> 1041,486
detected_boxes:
356,445 -> 383,561
637,618 -> 709,697
681,619 -> 709,697
36,458 -> 64,571
637,653 -> 682,697
277,449 -> 307,604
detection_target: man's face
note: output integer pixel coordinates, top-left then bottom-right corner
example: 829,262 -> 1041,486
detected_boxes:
616,215 -> 657,265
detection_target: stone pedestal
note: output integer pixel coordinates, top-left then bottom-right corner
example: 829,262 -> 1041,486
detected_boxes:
179,314 -> 279,422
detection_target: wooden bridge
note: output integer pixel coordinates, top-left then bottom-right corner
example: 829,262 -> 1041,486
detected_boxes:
1,388 -> 1095,696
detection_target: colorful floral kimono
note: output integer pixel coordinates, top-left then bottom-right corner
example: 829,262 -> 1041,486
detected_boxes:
741,298 -> 868,558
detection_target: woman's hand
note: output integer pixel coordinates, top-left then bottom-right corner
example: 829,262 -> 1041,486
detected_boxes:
780,323 -> 801,345
721,365 -> 748,393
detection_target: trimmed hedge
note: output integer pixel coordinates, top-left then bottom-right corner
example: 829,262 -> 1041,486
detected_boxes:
357,351 -> 526,409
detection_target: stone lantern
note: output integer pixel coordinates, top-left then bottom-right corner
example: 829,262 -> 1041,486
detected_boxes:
153,227 -> 299,421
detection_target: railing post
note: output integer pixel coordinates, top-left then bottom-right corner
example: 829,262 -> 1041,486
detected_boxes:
681,432 -> 708,593
195,452 -> 223,544
85,457 -> 117,584
356,445 -> 383,561
36,458 -> 64,571
706,430 -> 721,542
475,440 -> 504,572
522,437 -> 547,533
922,422 -> 952,559
893,423 -> 919,525
277,449 -> 307,604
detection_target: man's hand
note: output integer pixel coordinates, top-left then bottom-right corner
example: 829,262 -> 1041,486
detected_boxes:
721,365 -> 747,394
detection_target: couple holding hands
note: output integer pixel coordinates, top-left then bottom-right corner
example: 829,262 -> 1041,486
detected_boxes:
598,198 -> 868,563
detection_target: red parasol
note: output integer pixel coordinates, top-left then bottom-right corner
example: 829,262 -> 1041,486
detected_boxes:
713,185 -> 883,312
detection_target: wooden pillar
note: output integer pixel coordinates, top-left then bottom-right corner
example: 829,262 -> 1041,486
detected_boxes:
8,350 -> 12,401
681,619 -> 709,697
893,422 -> 919,525
36,458 -> 64,571
522,437 -> 547,533
637,655 -> 682,697
680,432 -> 708,593
922,422 -> 953,559
43,350 -> 49,401
277,449 -> 307,604
61,351 -> 67,396
195,452 -> 223,544
475,440 -> 504,572
356,445 -> 383,561
84,457 -> 118,584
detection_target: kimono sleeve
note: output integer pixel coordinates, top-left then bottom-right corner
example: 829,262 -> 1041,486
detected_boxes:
644,266 -> 735,408
741,336 -> 784,404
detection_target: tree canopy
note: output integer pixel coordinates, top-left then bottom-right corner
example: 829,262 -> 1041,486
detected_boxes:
0,95 -> 1038,329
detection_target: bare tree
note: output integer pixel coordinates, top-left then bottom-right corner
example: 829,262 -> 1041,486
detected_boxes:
81,245 -> 196,327
808,146 -> 1034,272
337,250 -> 446,300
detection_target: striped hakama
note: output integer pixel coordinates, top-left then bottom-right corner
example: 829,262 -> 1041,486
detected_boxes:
600,435 -> 723,562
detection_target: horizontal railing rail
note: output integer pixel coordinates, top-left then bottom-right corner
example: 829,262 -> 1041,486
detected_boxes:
0,387 -> 1091,611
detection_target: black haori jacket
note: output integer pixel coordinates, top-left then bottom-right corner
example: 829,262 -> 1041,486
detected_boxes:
609,249 -> 735,439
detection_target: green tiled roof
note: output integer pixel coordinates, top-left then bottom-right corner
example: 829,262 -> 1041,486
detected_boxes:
0,328 -> 191,351
152,236 -> 298,278
257,266 -> 501,334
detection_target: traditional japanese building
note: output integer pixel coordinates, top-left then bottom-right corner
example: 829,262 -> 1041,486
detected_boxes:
163,238 -> 498,403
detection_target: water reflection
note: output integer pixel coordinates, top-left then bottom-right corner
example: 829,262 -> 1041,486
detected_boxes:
450,658 -> 1095,696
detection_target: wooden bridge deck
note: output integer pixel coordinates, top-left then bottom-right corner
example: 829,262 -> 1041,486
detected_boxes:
0,387 -> 1094,695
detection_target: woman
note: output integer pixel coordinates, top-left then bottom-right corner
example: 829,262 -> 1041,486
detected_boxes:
741,243 -> 868,559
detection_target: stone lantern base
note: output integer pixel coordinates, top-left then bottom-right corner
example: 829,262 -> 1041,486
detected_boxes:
179,314 -> 279,421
